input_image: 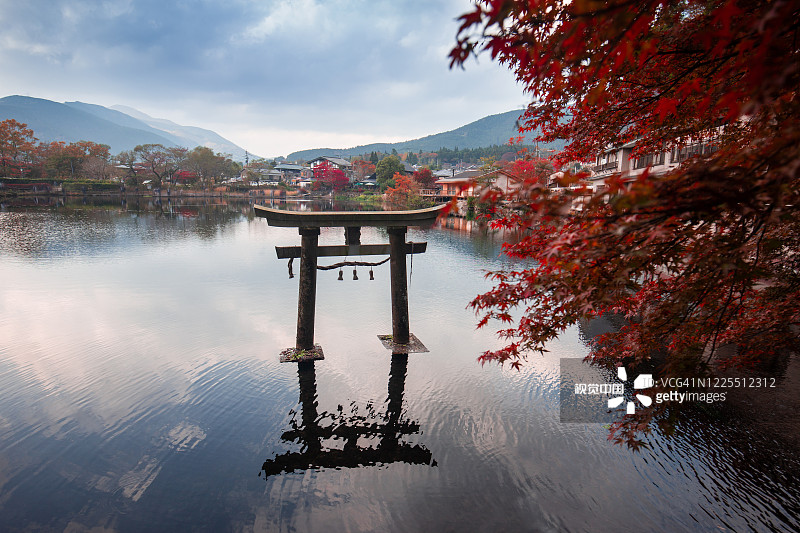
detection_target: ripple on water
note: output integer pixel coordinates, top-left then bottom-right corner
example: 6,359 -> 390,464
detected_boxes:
1,205 -> 800,532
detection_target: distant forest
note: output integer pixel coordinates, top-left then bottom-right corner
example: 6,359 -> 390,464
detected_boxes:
431,144 -> 536,165
357,144 -> 540,167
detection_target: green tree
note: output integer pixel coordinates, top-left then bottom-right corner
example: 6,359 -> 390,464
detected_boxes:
186,147 -> 240,188
375,155 -> 404,188
39,142 -> 80,180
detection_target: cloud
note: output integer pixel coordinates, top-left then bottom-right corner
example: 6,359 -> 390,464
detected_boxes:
0,0 -> 526,157
228,126 -> 406,161
241,0 -> 327,42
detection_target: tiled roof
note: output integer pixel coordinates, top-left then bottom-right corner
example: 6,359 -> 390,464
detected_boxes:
309,156 -> 352,167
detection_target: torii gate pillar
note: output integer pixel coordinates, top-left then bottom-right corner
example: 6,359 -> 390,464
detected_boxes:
388,227 -> 410,346
296,227 -> 320,351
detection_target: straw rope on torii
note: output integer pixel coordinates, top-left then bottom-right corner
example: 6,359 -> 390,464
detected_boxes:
287,255 -> 390,276
287,246 -> 421,276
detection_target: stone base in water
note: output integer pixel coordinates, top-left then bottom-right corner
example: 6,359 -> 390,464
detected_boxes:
279,345 -> 324,363
377,333 -> 428,354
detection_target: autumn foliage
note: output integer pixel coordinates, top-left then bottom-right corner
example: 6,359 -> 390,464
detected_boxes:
352,159 -> 376,182
501,159 -> 553,187
451,0 -> 800,390
0,119 -> 37,177
385,173 -> 429,209
1,119 -> 117,180
412,167 -> 436,188
1,119 -> 241,187
312,161 -> 349,191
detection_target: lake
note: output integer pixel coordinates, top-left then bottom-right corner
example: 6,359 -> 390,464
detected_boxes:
1,198 -> 799,532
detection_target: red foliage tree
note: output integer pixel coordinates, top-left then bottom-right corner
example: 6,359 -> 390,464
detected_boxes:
313,161 -> 349,191
412,167 -> 436,188
500,159 -> 553,187
32,140 -> 112,180
0,119 -> 37,178
352,159 -> 376,182
451,0 -> 800,426
385,173 -> 422,208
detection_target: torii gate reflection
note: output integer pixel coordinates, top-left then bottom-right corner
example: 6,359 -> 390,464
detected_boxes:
255,205 -> 445,476
260,356 -> 435,477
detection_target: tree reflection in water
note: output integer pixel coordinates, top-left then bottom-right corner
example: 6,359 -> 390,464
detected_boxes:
260,354 -> 436,478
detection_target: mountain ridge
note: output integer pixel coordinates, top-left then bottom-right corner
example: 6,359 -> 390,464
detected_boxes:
0,96 -> 249,160
109,105 -> 246,160
0,96 -> 178,153
1,96 -> 558,163
285,110 -> 559,161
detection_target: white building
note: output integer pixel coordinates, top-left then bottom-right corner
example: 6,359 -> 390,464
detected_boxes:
588,139 -> 718,187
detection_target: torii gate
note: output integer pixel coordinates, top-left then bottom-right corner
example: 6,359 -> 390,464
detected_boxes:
254,204 -> 446,362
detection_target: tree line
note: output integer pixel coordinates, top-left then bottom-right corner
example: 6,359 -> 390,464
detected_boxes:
355,144 -> 535,169
0,119 -> 241,188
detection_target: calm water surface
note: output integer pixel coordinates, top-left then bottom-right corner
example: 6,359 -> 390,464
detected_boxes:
0,199 -> 799,532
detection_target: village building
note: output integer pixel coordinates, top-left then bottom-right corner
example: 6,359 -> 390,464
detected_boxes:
587,138 -> 718,189
243,168 -> 282,183
435,169 -> 484,199
356,174 -> 378,188
431,167 -> 522,210
306,156 -> 354,184
307,156 -> 352,172
275,163 -> 312,186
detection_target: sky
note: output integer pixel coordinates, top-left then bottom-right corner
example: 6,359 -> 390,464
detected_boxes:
0,0 -> 527,158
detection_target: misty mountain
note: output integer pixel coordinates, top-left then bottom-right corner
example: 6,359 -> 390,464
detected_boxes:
1,96 -> 558,164
0,96 -> 249,160
110,105 -> 248,162
286,110 -> 559,161
63,101 -> 187,146
0,96 -> 177,153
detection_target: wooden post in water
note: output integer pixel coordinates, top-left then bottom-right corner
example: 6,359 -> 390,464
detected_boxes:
388,227 -> 410,345
296,227 -> 320,351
